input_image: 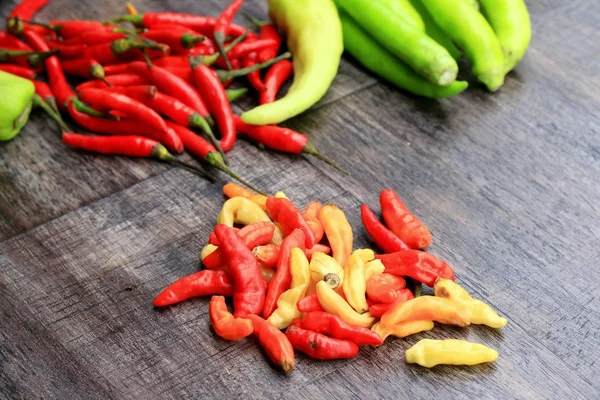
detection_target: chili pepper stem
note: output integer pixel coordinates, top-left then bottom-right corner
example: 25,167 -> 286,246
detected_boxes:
33,94 -> 71,134
71,97 -> 118,120
206,152 -> 266,195
216,52 -> 291,82
152,145 -> 216,182
242,12 -> 267,28
302,143 -> 349,175
226,87 -> 248,102
197,32 -> 248,66
142,49 -> 153,68
188,114 -> 228,164
99,77 -> 114,88
105,14 -> 143,25
213,32 -> 233,71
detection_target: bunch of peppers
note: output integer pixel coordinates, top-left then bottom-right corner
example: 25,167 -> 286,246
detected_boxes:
1,0 -> 346,191
335,0 -> 531,96
154,184 -> 506,371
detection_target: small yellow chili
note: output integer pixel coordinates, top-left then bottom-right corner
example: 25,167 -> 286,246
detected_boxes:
319,204 -> 353,268
309,251 -> 344,289
268,248 -> 310,329
200,244 -> 218,261
364,259 -> 385,282
274,191 -> 288,199
250,194 -> 268,211
316,280 -> 375,327
217,196 -> 271,226
434,278 -> 507,328
405,339 -> 499,368
372,320 -> 434,341
343,250 -> 369,314
380,296 -> 470,327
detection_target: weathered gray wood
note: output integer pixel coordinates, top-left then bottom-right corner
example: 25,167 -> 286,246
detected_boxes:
1,0 -> 600,398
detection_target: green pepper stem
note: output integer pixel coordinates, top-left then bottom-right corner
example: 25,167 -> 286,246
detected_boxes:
104,14 -> 143,25
206,152 -> 267,195
213,31 -> 232,71
71,97 -> 118,119
33,94 -> 71,134
196,32 -> 249,66
242,12 -> 267,28
216,52 -> 291,82
302,143 -> 349,175
154,145 -> 216,182
225,87 -> 248,102
188,113 -> 228,165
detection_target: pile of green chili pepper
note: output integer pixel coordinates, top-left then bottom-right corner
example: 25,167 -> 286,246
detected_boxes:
335,0 -> 531,96
1,0 -> 348,193
153,183 -> 507,372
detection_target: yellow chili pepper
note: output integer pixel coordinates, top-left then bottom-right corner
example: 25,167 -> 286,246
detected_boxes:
405,339 -> 498,368
434,278 -> 507,328
380,296 -> 470,327
268,248 -> 311,329
354,248 -> 374,263
250,194 -> 268,211
316,280 -> 375,327
223,182 -> 255,199
343,250 -> 369,314
217,196 -> 271,226
200,244 -> 218,261
274,191 -> 288,199
319,204 -> 353,268
310,251 -> 344,289
372,320 -> 434,341
364,259 -> 385,281
126,2 -> 138,15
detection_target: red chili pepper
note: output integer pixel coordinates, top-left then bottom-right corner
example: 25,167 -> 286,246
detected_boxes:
213,0 -> 245,70
78,88 -> 168,133
190,61 -> 236,152
214,224 -> 265,317
127,61 -> 210,120
61,58 -> 105,80
376,250 -> 455,287
0,34 -> 33,51
233,117 -> 348,174
153,270 -> 233,307
239,32 -> 264,92
105,85 -> 158,103
361,204 -> 410,253
203,222 -> 275,269
296,294 -> 325,313
164,121 -> 264,194
260,60 -> 293,105
303,201 -> 325,243
208,227 -> 241,246
305,244 -> 330,260
50,20 -> 116,40
285,325 -> 359,360
209,295 -> 253,341
252,244 -> 279,268
244,14 -> 282,63
153,56 -> 189,68
227,39 -> 277,61
368,289 -> 415,318
266,197 -> 316,249
380,189 -> 432,249
23,30 -> 74,110
77,39 -> 167,65
263,229 -> 306,319
76,74 -> 150,91
103,63 -> 130,76
142,30 -> 205,54
0,64 -> 37,79
55,44 -> 89,60
61,30 -> 126,46
8,0 -> 49,20
115,13 -> 246,37
247,314 -> 295,373
32,80 -> 58,111
366,273 -> 406,304
67,102 -> 183,154
292,311 -> 383,346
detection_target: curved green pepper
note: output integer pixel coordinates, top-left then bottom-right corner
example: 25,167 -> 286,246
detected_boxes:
339,11 -> 468,99
0,70 -> 35,142
241,0 -> 343,125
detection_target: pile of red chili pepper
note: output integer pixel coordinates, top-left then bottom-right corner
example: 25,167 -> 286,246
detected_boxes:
1,0 -> 346,193
154,183 -> 507,371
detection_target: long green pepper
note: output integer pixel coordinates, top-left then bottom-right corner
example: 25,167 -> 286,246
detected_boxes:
335,0 -> 458,87
241,0 -> 343,125
0,70 -> 35,141
407,0 -> 462,60
339,11 -> 468,99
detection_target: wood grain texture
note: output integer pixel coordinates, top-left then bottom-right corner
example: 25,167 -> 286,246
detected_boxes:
1,0 -> 600,398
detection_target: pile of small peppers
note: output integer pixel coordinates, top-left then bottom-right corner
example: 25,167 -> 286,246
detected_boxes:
154,184 -> 507,371
1,0 -> 346,192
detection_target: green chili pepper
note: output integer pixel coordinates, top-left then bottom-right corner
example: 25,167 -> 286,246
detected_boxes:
477,0 -> 531,74
385,0 -> 426,32
419,0 -> 506,91
407,0 -> 462,60
240,0 -> 343,125
339,11 -> 468,99
335,0 -> 458,87
0,70 -> 35,142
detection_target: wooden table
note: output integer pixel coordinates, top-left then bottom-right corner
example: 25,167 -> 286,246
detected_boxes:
1,0 -> 599,398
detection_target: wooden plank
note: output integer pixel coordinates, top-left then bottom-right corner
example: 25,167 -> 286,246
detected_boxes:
0,0 -> 375,241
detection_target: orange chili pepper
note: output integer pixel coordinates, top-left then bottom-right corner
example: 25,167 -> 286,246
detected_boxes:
223,182 -> 254,199
303,201 -> 324,242
380,296 -> 470,327
126,2 -> 138,15
247,314 -> 295,373
319,204 -> 353,268
209,295 -> 254,341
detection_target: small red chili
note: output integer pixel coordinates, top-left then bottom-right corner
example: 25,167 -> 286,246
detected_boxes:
376,250 -> 455,287
260,60 -> 293,105
153,270 -> 233,307
247,314 -> 295,373
213,0 -> 245,70
285,325 -> 360,360
366,273 -> 406,304
266,197 -> 316,249
8,0 -> 49,21
296,294 -> 325,313
361,204 -> 410,253
368,289 -> 415,318
142,29 -> 205,54
380,189 -> 432,249
61,58 -> 105,80
76,73 -> 150,91
209,295 -> 253,341
0,64 -> 37,79
292,311 -> 383,346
